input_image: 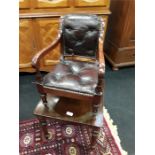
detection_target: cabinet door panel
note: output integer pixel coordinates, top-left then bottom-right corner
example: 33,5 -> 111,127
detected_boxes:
75,0 -> 108,7
36,19 -> 61,66
19,0 -> 30,9
19,20 -> 36,68
120,0 -> 135,47
35,0 -> 69,8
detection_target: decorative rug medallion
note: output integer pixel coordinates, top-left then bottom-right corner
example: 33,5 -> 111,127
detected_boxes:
19,108 -> 127,155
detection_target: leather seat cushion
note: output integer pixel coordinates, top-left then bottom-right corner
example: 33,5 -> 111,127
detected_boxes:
43,60 -> 98,94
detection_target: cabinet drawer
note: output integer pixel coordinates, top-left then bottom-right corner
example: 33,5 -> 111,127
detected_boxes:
19,0 -> 30,9
35,0 -> 69,9
74,0 -> 109,7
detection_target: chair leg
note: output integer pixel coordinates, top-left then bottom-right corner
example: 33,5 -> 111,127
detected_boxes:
92,95 -> 102,116
91,127 -> 100,148
36,84 -> 48,108
93,73 -> 104,114
40,93 -> 48,108
37,116 -> 49,140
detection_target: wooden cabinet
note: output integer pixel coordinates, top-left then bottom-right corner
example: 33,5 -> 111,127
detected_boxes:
104,0 -> 135,70
19,0 -> 111,72
34,0 -> 69,8
36,18 -> 61,67
75,0 -> 109,7
19,19 -> 36,70
19,0 -> 30,8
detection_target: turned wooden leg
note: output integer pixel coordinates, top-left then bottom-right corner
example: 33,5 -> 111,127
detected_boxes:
91,127 -> 100,148
93,74 -> 103,116
36,84 -> 48,108
92,95 -> 102,116
40,93 -> 48,108
37,116 -> 49,140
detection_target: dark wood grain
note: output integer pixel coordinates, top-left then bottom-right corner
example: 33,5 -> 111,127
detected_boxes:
104,0 -> 135,70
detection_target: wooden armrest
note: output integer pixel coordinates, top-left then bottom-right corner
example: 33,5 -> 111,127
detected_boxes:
98,37 -> 105,77
32,31 -> 62,70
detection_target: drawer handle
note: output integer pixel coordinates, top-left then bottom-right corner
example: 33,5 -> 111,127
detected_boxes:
38,0 -> 66,5
83,0 -> 98,2
39,0 -> 61,2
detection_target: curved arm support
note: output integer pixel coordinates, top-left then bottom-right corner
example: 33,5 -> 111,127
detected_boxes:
32,32 -> 62,70
31,31 -> 62,82
98,37 -> 105,78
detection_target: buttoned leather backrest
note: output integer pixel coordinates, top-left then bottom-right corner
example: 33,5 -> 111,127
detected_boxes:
61,14 -> 101,58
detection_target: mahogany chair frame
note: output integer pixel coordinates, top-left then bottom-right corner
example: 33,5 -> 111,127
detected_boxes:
32,15 -> 105,147
32,16 -> 105,116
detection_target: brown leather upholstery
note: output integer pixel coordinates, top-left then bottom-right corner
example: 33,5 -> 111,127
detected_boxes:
42,14 -> 102,94
62,14 -> 101,58
43,60 -> 98,94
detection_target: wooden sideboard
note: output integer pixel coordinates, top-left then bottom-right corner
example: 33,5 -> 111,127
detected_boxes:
19,0 -> 111,72
104,0 -> 135,70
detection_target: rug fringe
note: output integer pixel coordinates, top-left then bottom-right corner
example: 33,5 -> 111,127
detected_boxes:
104,107 -> 128,155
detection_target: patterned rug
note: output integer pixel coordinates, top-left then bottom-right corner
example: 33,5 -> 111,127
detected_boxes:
19,108 -> 127,155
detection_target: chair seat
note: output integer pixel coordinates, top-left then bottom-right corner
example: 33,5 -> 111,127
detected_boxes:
43,60 -> 98,94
